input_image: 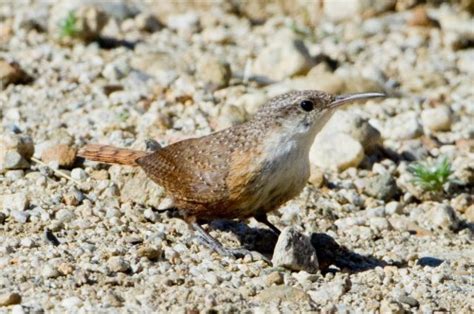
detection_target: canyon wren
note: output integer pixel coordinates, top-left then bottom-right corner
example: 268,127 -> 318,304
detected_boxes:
78,90 -> 385,258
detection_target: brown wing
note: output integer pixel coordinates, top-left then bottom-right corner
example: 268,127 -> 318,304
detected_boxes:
136,135 -> 232,204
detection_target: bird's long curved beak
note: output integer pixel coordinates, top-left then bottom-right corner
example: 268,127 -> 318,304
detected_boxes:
330,92 -> 386,108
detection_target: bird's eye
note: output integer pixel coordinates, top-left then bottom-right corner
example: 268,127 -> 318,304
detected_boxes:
300,100 -> 314,112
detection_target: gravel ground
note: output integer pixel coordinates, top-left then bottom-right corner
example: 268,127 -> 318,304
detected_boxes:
0,1 -> 473,313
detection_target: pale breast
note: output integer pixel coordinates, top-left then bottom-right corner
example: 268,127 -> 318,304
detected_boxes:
226,131 -> 311,217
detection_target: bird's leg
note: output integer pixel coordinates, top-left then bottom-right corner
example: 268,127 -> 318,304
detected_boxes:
191,222 -> 270,263
255,213 -> 281,236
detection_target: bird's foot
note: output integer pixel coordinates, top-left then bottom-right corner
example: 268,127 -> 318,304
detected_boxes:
192,222 -> 271,263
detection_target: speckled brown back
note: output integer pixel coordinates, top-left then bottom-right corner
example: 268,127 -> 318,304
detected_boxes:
136,121 -> 265,213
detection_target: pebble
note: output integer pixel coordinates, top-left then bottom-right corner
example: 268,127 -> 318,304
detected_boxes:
310,133 -> 365,172
42,264 -> 61,278
384,112 -> 423,140
196,56 -> 231,89
308,278 -> 350,303
463,204 -> 474,223
265,271 -> 284,286
108,256 -> 130,273
5,170 -> 24,180
255,286 -> 310,303
61,296 -> 82,309
137,246 -> 162,260
385,201 -> 403,215
308,165 -> 325,188
253,38 -> 313,81
0,133 -> 34,172
324,0 -> 395,21
166,12 -> 200,34
362,174 -> 399,201
429,203 -> 459,230
41,144 -> 77,168
70,168 -> 87,181
2,193 -> 29,211
0,292 -> 21,306
421,106 -> 453,132
0,59 -> 30,88
271,227 -> 319,274
319,111 -> 382,152
398,295 -> 419,308
63,189 -> 83,206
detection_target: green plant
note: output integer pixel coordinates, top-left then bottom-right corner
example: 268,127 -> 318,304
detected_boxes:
408,157 -> 453,192
60,11 -> 79,38
117,111 -> 130,122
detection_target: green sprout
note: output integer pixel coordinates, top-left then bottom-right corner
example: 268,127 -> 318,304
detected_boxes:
60,11 -> 79,38
117,111 -> 130,122
408,157 -> 453,192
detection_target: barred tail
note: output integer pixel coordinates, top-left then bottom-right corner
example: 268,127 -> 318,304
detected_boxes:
78,144 -> 147,166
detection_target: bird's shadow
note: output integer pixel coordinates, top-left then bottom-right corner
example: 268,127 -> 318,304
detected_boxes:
209,220 -> 402,273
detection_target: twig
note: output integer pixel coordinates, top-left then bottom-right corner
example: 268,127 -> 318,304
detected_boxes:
30,157 -> 81,185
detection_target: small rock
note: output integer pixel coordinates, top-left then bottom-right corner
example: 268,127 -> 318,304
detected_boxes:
58,263 -> 74,276
5,170 -> 24,180
310,133 -> 365,172
429,204 -> 459,230
272,227 -> 319,274
0,213 -> 6,224
135,13 -> 162,32
451,193 -> 472,213
421,106 -> 453,132
362,173 -> 399,201
408,6 -> 438,27
414,203 -> 460,230
113,167 -> 165,208
61,296 -> 82,309
0,292 -> 21,306
1,152 -> 29,171
130,52 -> 180,86
70,168 -> 87,181
2,193 -> 29,211
255,286 -> 310,303
265,271 -> 284,286
166,12 -> 200,34
308,278 -> 350,303
384,112 -> 422,140
324,0 -> 396,21
137,246 -> 161,260
56,209 -> 76,223
398,295 -> 419,308
0,133 -> 34,172
253,39 -> 313,81
214,105 -> 245,130
369,217 -> 391,231
0,59 -> 30,89
10,211 -> 29,224
319,110 -> 382,152
234,91 -> 267,116
464,204 -> 474,223
42,264 -> 61,278
63,189 -> 84,206
196,56 -> 231,89
108,256 -> 130,273
41,144 -> 77,168
380,299 -> 404,314
385,201 -> 403,215
309,165 -> 325,188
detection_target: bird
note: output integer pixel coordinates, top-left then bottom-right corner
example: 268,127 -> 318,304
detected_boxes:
78,90 -> 385,258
